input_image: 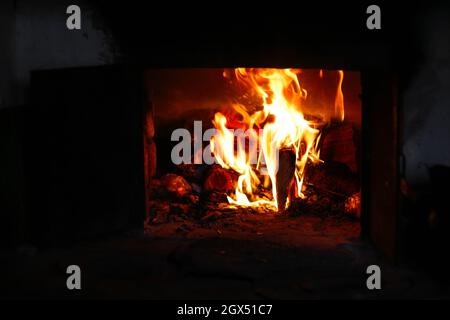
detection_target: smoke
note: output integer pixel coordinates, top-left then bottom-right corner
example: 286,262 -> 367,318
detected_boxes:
403,5 -> 450,188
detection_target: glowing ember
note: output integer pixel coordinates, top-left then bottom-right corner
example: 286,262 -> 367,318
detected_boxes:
210,68 -> 344,211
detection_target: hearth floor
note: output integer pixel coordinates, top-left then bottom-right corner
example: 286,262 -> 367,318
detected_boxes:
1,213 -> 447,299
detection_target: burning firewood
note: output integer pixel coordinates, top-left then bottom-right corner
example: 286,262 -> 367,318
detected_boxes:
208,69 -> 325,210
276,149 -> 296,212
203,165 -> 234,192
344,191 -> 361,219
160,173 -> 192,197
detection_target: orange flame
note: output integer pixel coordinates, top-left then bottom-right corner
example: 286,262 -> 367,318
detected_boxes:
335,70 -> 345,121
210,68 -> 344,211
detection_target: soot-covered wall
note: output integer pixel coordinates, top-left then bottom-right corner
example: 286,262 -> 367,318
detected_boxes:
0,0 -> 118,108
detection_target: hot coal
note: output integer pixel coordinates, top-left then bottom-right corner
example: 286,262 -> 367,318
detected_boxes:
203,165 -> 235,192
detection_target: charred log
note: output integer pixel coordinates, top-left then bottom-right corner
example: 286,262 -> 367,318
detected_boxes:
276,148 -> 296,212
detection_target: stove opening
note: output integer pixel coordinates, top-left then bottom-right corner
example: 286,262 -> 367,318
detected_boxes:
143,68 -> 362,242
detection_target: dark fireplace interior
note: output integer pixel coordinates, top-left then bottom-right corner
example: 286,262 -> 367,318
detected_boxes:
144,68 -> 363,247
1,1 -> 450,300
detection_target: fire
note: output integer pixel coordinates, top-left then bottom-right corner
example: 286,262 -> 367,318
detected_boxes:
210,68 -> 344,211
335,70 -> 345,122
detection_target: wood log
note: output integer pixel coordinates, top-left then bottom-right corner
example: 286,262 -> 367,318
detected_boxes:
345,191 -> 361,219
321,122 -> 359,173
203,165 -> 234,192
306,161 -> 360,197
160,173 -> 192,197
276,149 -> 296,212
